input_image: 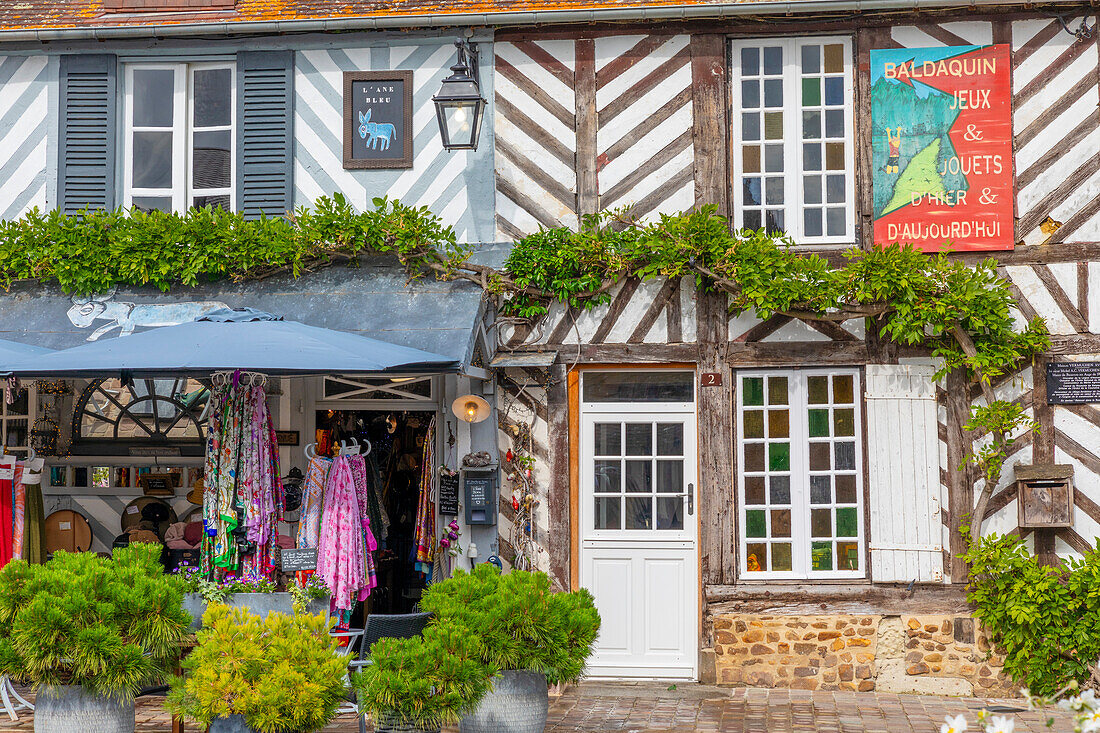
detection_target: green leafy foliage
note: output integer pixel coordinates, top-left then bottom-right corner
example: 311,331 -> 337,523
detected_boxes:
503,208 -> 1048,380
0,194 -> 465,295
167,604 -> 348,733
419,565 -> 600,685
964,401 -> 1039,488
353,620 -> 495,728
0,543 -> 188,700
966,533 -> 1100,695
0,199 -> 1046,383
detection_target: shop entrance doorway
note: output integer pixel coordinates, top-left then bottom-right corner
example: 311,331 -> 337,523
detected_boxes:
577,371 -> 699,680
315,408 -> 434,615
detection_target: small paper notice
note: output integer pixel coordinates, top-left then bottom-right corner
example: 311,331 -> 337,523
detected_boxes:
126,506 -> 139,515
58,522 -> 71,531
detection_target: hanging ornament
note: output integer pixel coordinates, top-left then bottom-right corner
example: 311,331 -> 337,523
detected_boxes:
505,448 -> 514,463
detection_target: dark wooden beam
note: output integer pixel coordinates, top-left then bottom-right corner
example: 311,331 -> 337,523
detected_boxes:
705,582 -> 972,615
698,289 -> 735,586
546,363 -> 571,591
574,39 -> 598,218
724,341 -> 870,366
945,368 -> 972,584
690,33 -> 729,217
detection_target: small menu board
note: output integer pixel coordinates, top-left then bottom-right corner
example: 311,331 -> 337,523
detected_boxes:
280,548 -> 318,572
439,472 -> 460,515
1047,362 -> 1100,404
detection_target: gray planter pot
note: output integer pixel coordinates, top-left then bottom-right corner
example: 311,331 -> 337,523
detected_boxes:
182,593 -> 206,632
183,593 -> 328,629
459,670 -> 548,733
208,715 -> 257,733
374,712 -> 442,733
33,685 -> 135,733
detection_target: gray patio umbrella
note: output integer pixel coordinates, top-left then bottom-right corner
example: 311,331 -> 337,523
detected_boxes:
4,309 -> 458,377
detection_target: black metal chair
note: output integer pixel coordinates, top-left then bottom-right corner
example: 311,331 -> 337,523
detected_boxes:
350,612 -> 433,733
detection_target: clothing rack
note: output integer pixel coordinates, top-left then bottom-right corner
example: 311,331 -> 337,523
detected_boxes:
303,437 -> 371,460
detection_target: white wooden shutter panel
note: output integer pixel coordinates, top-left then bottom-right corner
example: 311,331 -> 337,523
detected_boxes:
866,364 -> 944,583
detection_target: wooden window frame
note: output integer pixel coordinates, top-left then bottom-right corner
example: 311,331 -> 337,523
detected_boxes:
729,36 -> 856,246
736,368 -> 865,580
123,61 -> 236,213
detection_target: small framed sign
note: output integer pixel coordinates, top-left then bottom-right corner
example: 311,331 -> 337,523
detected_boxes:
140,473 -> 174,497
280,547 -> 318,572
343,70 -> 413,170
275,430 -> 300,446
439,472 -> 460,515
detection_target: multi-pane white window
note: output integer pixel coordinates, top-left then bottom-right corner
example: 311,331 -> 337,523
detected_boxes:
123,63 -> 235,213
736,370 -> 864,579
730,37 -> 855,244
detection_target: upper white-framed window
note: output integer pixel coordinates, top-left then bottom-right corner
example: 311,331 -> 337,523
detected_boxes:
736,369 -> 864,580
729,36 -> 856,245
123,62 -> 235,213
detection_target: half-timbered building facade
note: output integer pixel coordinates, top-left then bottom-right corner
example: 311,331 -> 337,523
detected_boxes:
0,0 -> 1099,696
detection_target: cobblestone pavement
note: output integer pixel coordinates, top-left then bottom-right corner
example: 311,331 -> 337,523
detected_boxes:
0,682 -> 1081,732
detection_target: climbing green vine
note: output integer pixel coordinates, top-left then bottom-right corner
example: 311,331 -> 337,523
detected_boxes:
0,195 -> 1048,385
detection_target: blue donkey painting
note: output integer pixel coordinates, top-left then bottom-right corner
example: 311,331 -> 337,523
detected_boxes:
358,109 -> 398,151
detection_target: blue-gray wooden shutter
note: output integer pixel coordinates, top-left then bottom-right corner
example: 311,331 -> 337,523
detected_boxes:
58,54 -> 117,214
236,50 -> 294,218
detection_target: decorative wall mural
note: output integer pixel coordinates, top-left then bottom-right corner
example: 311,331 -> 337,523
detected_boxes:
66,287 -> 229,340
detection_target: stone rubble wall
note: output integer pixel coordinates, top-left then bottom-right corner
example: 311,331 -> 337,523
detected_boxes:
713,613 -> 1014,696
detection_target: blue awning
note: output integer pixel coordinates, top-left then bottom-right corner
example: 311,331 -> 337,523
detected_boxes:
6,314 -> 457,377
0,339 -> 51,361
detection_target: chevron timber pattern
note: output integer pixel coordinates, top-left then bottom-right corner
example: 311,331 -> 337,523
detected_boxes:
1012,16 -> 1100,245
493,40 -> 579,240
595,35 -> 695,222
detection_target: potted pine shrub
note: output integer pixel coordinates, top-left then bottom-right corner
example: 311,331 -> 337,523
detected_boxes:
353,620 -> 495,733
167,604 -> 347,733
0,543 -> 189,733
420,565 -> 601,733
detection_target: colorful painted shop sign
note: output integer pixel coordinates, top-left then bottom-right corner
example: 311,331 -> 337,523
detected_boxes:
870,44 -> 1014,251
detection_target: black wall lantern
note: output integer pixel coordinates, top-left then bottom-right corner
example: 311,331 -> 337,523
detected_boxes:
433,40 -> 486,152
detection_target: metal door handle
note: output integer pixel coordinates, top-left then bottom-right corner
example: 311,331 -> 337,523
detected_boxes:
687,483 -> 694,515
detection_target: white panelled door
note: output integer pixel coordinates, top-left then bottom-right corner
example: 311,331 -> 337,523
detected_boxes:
579,408 -> 698,679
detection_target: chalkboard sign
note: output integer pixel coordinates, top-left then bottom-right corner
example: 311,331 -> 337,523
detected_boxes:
1047,362 -> 1100,404
343,71 -> 413,169
439,472 -> 460,515
140,473 -> 174,497
280,548 -> 318,572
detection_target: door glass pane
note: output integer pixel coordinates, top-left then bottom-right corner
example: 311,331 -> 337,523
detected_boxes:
746,509 -> 767,537
837,541 -> 859,570
744,443 -> 765,472
743,409 -> 764,438
625,424 -> 652,456
811,508 -> 831,537
811,541 -> 833,570
594,460 -> 621,493
769,476 -> 790,504
743,377 -> 764,406
656,460 -> 682,493
746,543 -> 766,572
656,423 -> 683,455
656,497 -> 683,530
624,461 -> 652,493
772,542 -> 792,571
810,475 -> 831,503
132,131 -> 173,188
770,509 -> 791,537
745,476 -> 765,505
594,497 -> 621,530
133,69 -> 174,127
193,68 -> 231,127
594,424 -> 621,455
768,442 -> 790,471
836,474 -> 857,503
583,372 -> 693,402
768,409 -> 789,438
192,129 -> 231,189
624,497 -> 652,529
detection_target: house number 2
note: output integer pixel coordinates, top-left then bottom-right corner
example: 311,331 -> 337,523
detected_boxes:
701,372 -> 723,386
